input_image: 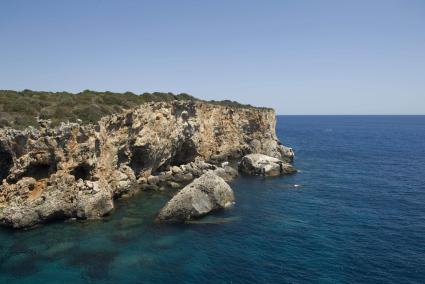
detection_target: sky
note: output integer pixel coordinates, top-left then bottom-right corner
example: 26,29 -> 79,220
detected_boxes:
0,0 -> 424,114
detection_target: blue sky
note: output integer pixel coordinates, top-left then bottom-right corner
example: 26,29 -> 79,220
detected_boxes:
1,0 -> 424,114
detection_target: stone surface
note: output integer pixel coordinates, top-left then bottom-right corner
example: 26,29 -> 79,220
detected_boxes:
0,100 -> 293,228
239,154 -> 297,176
212,166 -> 239,182
278,145 -> 295,163
156,173 -> 234,223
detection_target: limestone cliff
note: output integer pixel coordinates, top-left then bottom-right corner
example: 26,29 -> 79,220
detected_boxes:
0,100 -> 293,228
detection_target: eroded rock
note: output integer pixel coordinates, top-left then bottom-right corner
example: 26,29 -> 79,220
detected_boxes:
0,100 -> 293,228
212,165 -> 239,182
239,154 -> 296,176
156,173 -> 234,223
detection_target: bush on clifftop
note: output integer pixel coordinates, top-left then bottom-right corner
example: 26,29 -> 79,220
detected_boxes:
0,89 -> 262,129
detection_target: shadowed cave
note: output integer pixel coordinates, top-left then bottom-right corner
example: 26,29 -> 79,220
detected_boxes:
129,145 -> 150,176
170,140 -> 198,166
127,140 -> 198,176
155,140 -> 198,173
0,147 -> 13,181
22,163 -> 57,180
71,163 -> 93,181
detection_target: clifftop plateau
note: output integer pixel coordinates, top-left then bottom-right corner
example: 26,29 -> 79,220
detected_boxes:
0,89 -> 267,129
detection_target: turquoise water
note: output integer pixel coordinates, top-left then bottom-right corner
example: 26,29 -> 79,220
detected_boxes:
1,116 -> 424,283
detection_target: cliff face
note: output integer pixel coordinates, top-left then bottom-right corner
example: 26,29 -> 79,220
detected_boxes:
0,101 -> 293,228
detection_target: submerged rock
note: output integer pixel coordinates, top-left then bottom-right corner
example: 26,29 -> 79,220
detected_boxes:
185,216 -> 240,224
239,154 -> 296,176
156,173 -> 234,223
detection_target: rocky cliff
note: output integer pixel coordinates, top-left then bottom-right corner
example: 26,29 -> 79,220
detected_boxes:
0,100 -> 294,228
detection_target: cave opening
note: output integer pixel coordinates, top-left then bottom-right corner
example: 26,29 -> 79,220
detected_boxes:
154,140 -> 198,174
0,147 -> 13,181
129,145 -> 150,176
71,163 -> 93,181
23,163 -> 57,180
170,140 -> 198,166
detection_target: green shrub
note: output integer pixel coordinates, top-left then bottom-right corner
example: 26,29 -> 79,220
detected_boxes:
0,89 -> 263,129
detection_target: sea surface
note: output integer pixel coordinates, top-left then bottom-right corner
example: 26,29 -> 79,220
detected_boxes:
1,115 -> 424,284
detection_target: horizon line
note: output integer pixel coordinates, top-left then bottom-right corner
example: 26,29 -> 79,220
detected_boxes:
277,114 -> 425,116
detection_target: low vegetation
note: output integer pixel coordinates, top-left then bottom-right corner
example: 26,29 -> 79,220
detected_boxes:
0,89 -> 262,129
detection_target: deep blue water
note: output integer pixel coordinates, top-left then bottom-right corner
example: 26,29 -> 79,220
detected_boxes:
1,115 -> 425,283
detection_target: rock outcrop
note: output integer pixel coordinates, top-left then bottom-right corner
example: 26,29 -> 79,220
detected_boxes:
0,100 -> 293,228
239,153 -> 297,176
156,173 -> 234,223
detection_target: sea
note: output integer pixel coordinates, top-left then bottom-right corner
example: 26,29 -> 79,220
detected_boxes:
0,115 -> 424,284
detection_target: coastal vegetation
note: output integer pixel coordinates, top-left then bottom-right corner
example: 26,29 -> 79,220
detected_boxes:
0,89 -> 260,129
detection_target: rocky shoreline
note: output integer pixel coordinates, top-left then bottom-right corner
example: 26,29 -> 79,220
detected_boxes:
0,100 -> 295,228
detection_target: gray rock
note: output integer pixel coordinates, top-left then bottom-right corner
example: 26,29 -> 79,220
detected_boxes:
137,177 -> 147,184
172,173 -> 193,183
279,145 -> 295,162
156,173 -> 234,223
159,171 -> 173,181
76,189 -> 114,219
147,175 -> 160,185
239,153 -> 296,176
212,166 -> 239,182
167,181 -> 181,189
171,166 -> 182,174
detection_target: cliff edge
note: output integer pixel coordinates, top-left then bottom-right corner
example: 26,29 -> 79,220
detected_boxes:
0,100 -> 294,228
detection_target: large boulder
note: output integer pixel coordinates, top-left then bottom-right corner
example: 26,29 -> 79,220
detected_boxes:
156,173 -> 234,223
239,153 -> 296,176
